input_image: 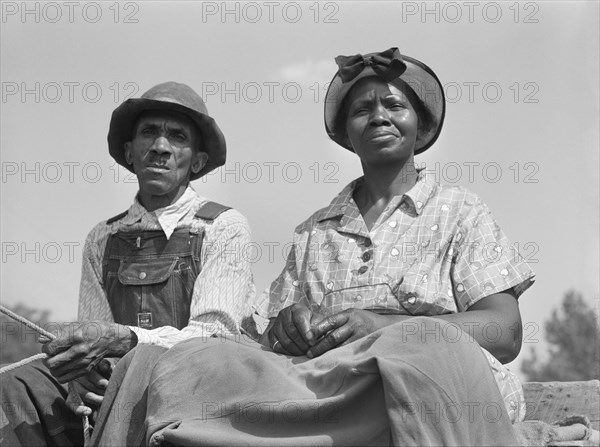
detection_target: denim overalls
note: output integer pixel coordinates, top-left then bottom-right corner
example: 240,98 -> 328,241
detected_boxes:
101,201 -> 229,330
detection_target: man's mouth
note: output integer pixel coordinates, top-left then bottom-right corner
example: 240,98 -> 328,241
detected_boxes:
145,164 -> 169,172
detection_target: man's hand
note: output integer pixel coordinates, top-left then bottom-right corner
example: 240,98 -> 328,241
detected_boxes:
307,309 -> 390,358
66,358 -> 117,417
42,321 -> 136,383
67,370 -> 108,416
263,303 -> 332,356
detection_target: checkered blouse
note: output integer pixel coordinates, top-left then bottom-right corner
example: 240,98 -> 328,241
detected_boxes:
256,169 -> 535,422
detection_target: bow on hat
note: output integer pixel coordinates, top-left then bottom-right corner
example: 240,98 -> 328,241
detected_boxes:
335,47 -> 407,83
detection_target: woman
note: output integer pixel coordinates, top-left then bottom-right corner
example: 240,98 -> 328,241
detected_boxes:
257,47 -> 534,423
93,49 -> 534,446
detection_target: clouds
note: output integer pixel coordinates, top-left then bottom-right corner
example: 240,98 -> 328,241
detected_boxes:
275,59 -> 335,86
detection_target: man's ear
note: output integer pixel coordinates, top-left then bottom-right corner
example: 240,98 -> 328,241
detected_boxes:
124,142 -> 134,165
191,151 -> 209,175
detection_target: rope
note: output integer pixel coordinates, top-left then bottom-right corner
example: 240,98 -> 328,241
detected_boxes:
0,304 -> 56,340
0,304 -> 92,446
0,353 -> 48,374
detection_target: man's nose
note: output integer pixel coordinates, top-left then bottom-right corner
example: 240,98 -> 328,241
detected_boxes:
149,136 -> 172,154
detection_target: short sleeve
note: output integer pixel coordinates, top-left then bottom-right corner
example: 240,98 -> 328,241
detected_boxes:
254,244 -> 309,319
451,198 -> 535,311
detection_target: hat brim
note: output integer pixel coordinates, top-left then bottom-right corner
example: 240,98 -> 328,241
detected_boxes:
324,55 -> 445,155
108,98 -> 226,180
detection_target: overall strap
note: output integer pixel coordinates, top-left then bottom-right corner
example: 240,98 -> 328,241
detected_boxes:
194,201 -> 231,221
106,210 -> 128,225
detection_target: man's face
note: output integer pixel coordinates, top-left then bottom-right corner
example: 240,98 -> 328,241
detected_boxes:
124,110 -> 207,207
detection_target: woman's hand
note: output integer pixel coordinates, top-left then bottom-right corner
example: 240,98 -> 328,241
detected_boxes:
262,303 -> 332,356
306,309 -> 390,358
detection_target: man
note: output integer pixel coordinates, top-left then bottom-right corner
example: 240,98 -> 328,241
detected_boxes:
0,82 -> 255,446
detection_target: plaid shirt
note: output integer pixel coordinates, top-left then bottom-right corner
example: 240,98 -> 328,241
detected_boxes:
256,169 -> 535,422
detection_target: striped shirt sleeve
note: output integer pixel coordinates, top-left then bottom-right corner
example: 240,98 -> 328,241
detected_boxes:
130,210 -> 256,348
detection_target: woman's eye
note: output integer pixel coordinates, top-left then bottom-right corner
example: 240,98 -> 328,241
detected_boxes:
351,108 -> 368,116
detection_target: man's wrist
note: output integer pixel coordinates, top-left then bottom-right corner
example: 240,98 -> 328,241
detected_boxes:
128,327 -> 138,351
109,323 -> 138,356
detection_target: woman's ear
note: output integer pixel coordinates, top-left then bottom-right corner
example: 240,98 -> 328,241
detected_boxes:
342,132 -> 354,151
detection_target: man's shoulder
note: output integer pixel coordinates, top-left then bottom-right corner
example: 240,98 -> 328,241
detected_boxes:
194,202 -> 250,231
83,216 -> 118,250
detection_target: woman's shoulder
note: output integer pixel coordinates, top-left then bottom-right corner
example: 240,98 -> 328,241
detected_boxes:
427,180 -> 487,214
293,203 -> 338,235
292,180 -> 357,235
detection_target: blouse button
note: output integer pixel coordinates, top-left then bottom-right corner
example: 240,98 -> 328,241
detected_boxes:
358,265 -> 368,274
362,252 -> 371,262
364,239 -> 372,248
138,272 -> 147,280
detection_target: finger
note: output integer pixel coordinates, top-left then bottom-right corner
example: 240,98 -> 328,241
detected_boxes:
291,306 -> 315,346
270,337 -> 292,355
78,371 -> 108,393
38,335 -> 52,344
66,401 -> 93,417
96,358 -> 115,379
66,384 -> 92,417
44,342 -> 89,370
310,313 -> 349,341
307,325 -> 353,359
72,380 -> 105,407
42,327 -> 83,356
48,350 -> 105,382
281,308 -> 310,352
51,356 -> 101,384
81,391 -> 104,407
272,319 -> 303,356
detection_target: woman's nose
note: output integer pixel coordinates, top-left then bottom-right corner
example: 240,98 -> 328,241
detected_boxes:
369,105 -> 391,126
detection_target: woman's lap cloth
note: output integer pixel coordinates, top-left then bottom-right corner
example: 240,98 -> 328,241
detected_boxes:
91,317 -> 519,446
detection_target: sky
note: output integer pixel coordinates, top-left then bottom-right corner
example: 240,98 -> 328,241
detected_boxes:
1,1 -> 599,379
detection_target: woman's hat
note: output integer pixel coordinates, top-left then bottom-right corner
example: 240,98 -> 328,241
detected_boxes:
324,48 -> 445,154
108,82 -> 226,180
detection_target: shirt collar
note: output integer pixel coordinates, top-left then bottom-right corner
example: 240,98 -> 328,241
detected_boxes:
316,168 -> 437,223
120,185 -> 199,239
402,168 -> 437,216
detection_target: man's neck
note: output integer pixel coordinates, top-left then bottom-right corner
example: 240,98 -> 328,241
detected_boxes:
138,184 -> 189,212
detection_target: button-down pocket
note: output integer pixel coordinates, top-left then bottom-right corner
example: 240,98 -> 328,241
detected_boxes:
118,257 -> 179,285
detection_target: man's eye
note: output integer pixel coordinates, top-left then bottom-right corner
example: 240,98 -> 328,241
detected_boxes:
170,133 -> 187,142
141,128 -> 156,136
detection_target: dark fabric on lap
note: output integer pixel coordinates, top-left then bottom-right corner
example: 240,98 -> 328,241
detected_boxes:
0,360 -> 84,447
90,345 -> 168,447
142,317 -> 519,447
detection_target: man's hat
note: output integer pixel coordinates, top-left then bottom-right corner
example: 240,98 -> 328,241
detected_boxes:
324,48 -> 446,155
108,82 -> 226,180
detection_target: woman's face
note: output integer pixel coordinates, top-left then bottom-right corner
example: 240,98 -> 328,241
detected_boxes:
344,77 -> 419,166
